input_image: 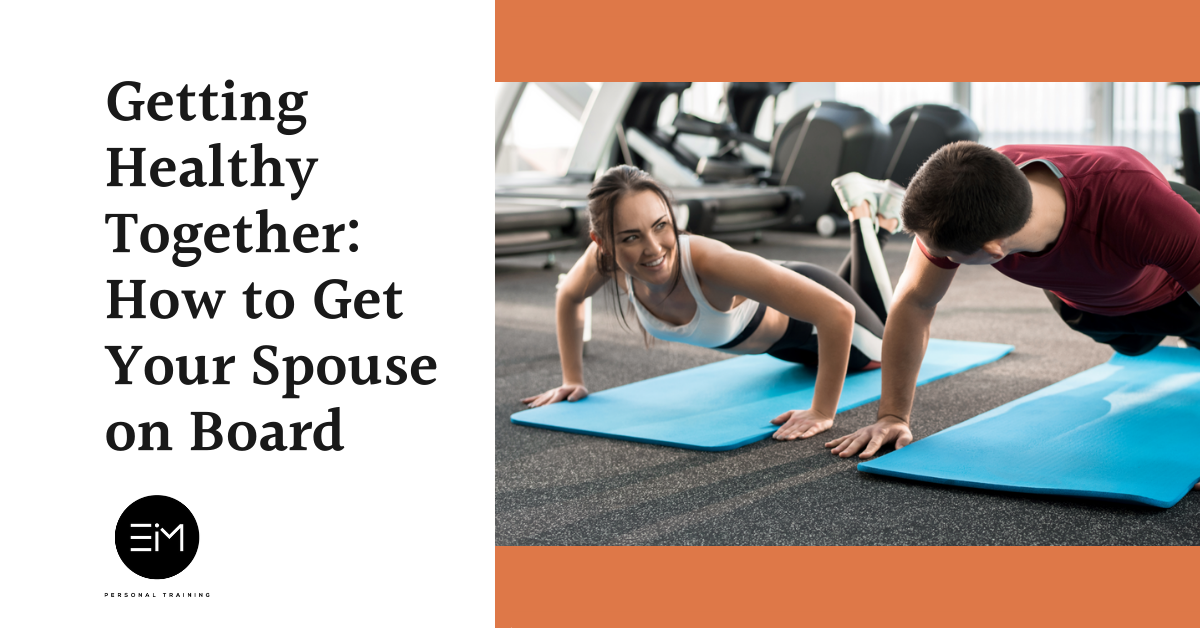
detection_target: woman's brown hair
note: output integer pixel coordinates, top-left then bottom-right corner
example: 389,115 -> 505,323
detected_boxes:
587,165 -> 685,334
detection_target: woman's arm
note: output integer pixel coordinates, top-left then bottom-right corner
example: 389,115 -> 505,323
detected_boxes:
692,238 -> 856,435
522,242 -> 612,407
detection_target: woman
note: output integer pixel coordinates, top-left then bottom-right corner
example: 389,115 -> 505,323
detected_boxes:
521,166 -> 898,441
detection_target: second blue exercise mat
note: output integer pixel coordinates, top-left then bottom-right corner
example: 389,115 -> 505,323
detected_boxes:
512,339 -> 1012,451
859,346 -> 1200,508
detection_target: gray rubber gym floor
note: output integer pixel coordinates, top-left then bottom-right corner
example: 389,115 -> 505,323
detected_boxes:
495,231 -> 1200,545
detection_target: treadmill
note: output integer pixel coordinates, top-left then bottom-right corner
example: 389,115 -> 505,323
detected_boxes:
494,82 -> 609,258
607,84 -> 893,232
608,82 -> 804,233
620,82 -> 789,181
495,197 -> 589,256
495,82 -> 805,254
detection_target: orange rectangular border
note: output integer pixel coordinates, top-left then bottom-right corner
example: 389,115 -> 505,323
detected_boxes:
497,0 -> 1200,79
498,546 -> 1197,627
495,1 -> 1200,624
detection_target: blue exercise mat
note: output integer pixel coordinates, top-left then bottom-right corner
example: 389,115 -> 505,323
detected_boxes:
859,346 -> 1200,508
512,339 -> 1012,451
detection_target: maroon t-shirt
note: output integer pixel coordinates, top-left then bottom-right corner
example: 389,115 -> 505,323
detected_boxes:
917,145 -> 1200,316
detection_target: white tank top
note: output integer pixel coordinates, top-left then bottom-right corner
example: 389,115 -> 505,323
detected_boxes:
625,234 -> 761,348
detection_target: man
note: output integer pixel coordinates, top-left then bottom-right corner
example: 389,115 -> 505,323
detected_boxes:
825,141 -> 1200,458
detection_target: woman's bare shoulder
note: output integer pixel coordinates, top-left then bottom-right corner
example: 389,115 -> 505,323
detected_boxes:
685,234 -> 738,267
688,233 -> 758,275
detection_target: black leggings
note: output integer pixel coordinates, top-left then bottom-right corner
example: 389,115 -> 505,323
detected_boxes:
1046,290 -> 1200,356
765,220 -> 890,370
1045,181 -> 1200,355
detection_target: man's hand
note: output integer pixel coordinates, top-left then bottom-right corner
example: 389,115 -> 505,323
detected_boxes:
770,408 -> 834,440
521,384 -> 589,408
824,416 -> 913,458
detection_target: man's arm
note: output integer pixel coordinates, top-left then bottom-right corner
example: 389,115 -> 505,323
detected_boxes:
826,239 -> 957,457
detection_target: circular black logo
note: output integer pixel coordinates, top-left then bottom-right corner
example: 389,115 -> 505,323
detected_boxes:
114,495 -> 200,579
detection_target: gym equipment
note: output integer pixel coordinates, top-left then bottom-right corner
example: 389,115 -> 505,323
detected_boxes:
497,182 -> 795,235
496,82 -> 638,188
617,82 -> 811,234
727,82 -> 792,148
495,198 -> 589,258
817,104 -> 980,238
765,101 -> 891,224
1169,82 -> 1200,189
619,82 -> 706,175
859,346 -> 1200,508
511,339 -> 1012,451
619,82 -> 789,181
616,85 -> 893,231
495,83 -> 638,260
883,104 -> 981,188
496,82 -> 805,242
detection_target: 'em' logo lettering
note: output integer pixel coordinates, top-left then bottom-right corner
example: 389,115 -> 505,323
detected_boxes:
115,495 -> 200,579
128,522 -> 185,552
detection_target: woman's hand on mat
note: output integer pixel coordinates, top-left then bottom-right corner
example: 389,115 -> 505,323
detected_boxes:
521,384 -> 589,408
770,408 -> 834,440
824,416 -> 913,458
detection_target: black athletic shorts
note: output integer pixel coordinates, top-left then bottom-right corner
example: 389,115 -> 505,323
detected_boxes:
1046,290 -> 1200,356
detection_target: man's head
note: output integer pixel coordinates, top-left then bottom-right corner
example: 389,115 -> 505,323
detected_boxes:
902,141 -> 1033,262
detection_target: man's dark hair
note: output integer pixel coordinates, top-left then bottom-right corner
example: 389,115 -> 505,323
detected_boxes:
902,141 -> 1033,253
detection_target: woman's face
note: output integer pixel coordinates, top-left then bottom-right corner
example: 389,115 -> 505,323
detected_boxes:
610,190 -> 676,287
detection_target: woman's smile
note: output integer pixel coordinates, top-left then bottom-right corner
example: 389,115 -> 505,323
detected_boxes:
611,190 -> 678,287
